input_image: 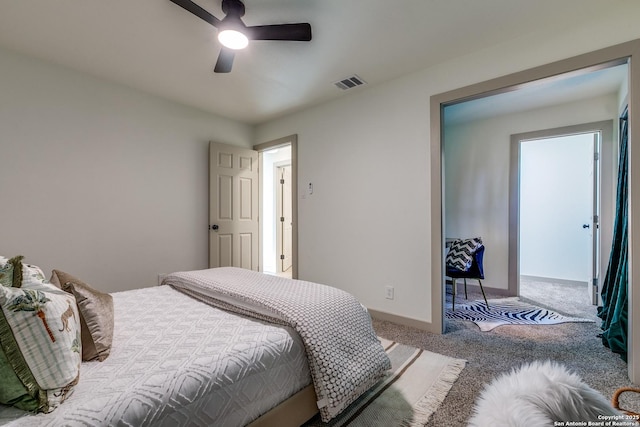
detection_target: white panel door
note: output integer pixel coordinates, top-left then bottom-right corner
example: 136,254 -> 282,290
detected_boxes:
209,142 -> 259,270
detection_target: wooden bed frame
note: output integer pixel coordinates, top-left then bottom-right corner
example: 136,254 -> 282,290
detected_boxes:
248,385 -> 318,427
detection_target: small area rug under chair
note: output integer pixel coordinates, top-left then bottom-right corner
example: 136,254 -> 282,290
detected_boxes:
305,338 -> 465,427
446,297 -> 594,332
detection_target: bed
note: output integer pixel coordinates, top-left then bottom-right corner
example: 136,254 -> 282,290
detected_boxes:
0,264 -> 390,426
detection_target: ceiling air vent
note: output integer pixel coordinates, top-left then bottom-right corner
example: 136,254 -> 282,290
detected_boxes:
334,74 -> 366,91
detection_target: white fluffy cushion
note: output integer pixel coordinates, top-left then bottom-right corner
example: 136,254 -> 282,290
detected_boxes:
468,360 -> 620,427
0,260 -> 81,413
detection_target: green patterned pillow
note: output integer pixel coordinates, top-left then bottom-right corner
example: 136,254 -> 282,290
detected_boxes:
0,255 -> 26,288
0,257 -> 12,287
0,274 -> 81,412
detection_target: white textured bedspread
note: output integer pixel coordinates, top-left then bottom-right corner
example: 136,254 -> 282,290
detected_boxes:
164,267 -> 391,422
0,285 -> 311,426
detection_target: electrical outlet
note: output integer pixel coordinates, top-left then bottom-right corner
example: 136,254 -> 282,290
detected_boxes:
385,286 -> 394,300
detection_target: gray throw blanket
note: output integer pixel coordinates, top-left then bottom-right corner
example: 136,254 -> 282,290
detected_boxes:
163,267 -> 391,422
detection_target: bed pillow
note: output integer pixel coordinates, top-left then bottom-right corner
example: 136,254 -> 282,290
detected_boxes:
0,278 -> 81,413
21,262 -> 48,288
50,270 -> 114,362
0,255 -> 25,288
0,257 -> 13,287
446,237 -> 483,272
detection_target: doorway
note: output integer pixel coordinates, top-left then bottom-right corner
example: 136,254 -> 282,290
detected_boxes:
438,64 -> 626,330
520,134 -> 595,287
516,130 -> 603,314
208,136 -> 298,279
260,146 -> 292,277
509,121 -> 615,309
254,135 -> 298,279
431,41 -> 640,383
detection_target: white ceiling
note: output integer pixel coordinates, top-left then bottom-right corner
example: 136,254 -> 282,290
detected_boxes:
0,0 -> 629,124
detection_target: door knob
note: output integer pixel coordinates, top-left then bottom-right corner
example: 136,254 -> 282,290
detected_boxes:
210,224 -> 219,231
582,224 -> 590,229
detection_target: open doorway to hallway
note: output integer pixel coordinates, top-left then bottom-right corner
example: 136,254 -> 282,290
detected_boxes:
441,65 -> 623,317
432,40 -> 640,383
518,131 -> 599,317
254,134 -> 298,279
260,146 -> 293,278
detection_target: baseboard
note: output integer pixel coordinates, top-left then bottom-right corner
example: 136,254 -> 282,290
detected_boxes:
521,275 -> 588,287
448,281 -> 514,297
367,309 -> 440,333
468,283 -> 513,296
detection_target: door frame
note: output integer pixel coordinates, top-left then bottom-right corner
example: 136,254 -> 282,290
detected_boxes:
509,121 -> 614,304
254,135 -> 299,279
430,39 -> 640,383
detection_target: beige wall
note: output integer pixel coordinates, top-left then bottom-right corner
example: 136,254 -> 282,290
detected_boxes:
255,4 -> 640,325
0,46 -> 253,293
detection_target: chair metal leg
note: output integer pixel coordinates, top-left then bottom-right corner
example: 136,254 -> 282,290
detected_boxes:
450,278 -> 457,311
478,279 -> 489,309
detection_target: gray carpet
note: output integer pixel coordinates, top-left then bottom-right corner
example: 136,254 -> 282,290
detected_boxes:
372,283 -> 640,426
520,276 -> 597,320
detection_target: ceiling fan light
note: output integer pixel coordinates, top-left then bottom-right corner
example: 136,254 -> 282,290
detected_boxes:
218,29 -> 248,50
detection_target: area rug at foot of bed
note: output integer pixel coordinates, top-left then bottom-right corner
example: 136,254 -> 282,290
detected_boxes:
304,338 -> 466,427
446,297 -> 594,332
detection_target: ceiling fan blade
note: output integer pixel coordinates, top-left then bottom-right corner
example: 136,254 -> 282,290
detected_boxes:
246,23 -> 312,41
169,0 -> 221,27
214,48 -> 235,73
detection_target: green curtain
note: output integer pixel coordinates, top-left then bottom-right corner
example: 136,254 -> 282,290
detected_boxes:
597,106 -> 628,361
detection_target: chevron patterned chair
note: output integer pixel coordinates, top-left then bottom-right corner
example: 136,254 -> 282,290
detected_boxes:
446,237 -> 489,311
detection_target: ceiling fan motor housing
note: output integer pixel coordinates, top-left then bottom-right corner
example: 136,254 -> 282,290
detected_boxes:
221,0 -> 245,18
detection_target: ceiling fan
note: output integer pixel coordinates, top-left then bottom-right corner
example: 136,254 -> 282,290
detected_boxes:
169,0 -> 312,73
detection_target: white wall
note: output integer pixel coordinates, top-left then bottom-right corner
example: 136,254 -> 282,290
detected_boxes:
0,46 -> 253,293
257,82 -> 433,323
255,4 -> 640,324
444,94 -> 619,291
